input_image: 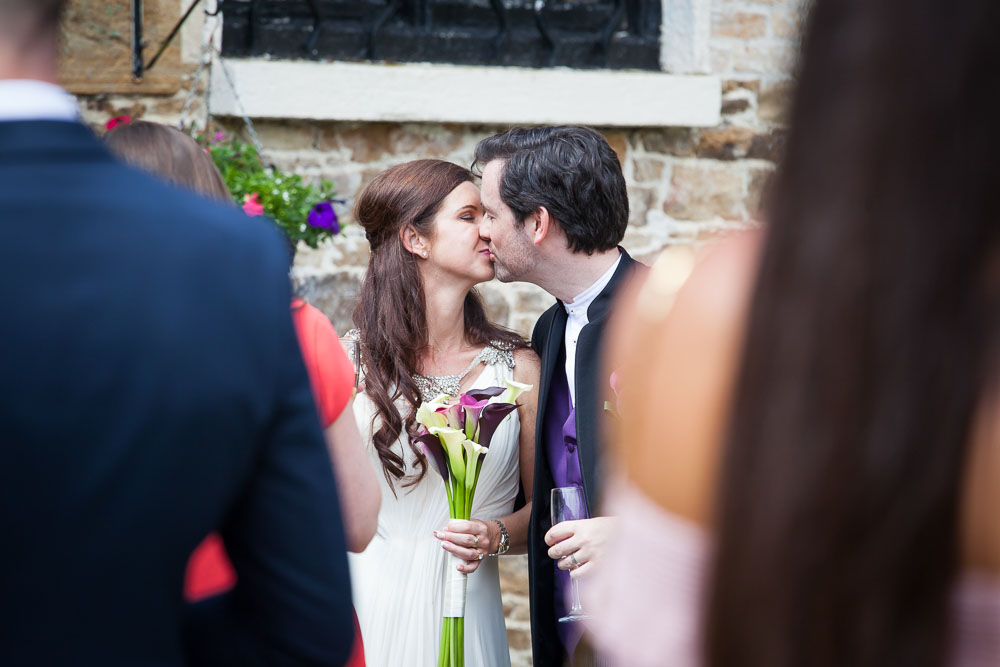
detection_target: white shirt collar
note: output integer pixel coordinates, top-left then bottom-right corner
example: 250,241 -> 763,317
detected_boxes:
0,80 -> 79,122
562,252 -> 623,322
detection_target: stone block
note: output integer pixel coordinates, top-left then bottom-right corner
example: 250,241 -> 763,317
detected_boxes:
747,129 -> 786,162
732,44 -> 797,76
629,186 -> 660,226
60,0 -> 188,95
253,121 -> 318,151
514,285 -> 556,317
663,165 -> 744,221
474,284 -> 512,329
633,157 -> 666,183
696,126 -> 757,161
722,79 -> 761,95
711,45 -> 733,73
321,123 -> 394,163
712,11 -> 768,39
388,124 -> 465,158
498,555 -> 530,596
295,272 -> 363,335
747,167 -> 775,220
722,97 -> 751,115
634,128 -> 696,157
759,79 -> 796,124
599,130 -> 628,165
506,626 -> 533,652
773,8 -> 803,38
317,170 -> 364,206
512,317 -> 537,340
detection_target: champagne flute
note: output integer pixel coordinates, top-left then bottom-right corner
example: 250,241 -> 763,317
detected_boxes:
551,486 -> 590,623
338,337 -> 360,393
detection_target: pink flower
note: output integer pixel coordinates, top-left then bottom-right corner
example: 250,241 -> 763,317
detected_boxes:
105,115 -> 132,131
242,193 -> 264,217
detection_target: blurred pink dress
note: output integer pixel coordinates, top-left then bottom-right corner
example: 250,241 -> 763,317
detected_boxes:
584,481 -> 1000,667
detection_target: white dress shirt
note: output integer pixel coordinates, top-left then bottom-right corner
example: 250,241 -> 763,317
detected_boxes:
563,252 -> 623,406
0,79 -> 79,122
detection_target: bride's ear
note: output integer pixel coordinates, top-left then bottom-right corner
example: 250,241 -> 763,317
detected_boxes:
400,224 -> 429,259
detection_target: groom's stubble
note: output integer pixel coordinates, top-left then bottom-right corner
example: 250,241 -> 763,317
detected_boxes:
490,224 -> 536,284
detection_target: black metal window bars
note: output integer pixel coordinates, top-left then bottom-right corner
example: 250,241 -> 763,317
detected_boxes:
216,0 -> 662,71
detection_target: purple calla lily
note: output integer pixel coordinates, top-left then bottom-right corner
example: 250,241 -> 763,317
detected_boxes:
476,402 -> 520,449
435,401 -> 465,431
459,395 -> 489,440
415,432 -> 449,484
464,386 -> 506,401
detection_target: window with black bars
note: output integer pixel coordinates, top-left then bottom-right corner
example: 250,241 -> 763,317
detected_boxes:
219,0 -> 662,71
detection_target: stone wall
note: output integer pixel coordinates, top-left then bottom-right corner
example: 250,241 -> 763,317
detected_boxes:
66,2 -> 806,664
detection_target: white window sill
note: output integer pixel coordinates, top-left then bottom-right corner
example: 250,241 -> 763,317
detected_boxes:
209,59 -> 721,128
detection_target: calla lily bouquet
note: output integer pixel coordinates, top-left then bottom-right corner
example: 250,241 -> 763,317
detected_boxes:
414,379 -> 532,667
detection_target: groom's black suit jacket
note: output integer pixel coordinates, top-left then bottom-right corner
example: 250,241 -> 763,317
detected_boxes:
0,120 -> 353,666
527,249 -> 642,666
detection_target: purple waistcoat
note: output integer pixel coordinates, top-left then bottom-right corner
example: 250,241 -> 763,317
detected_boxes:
544,361 -> 586,652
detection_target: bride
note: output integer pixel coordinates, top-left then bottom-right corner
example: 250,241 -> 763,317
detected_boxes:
348,159 -> 540,666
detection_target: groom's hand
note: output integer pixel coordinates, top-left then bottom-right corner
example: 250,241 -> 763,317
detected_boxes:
545,517 -> 615,579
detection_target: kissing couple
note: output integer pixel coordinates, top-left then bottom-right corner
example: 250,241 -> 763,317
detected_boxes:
348,125 -> 643,666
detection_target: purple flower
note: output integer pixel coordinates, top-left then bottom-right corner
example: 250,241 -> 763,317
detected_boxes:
459,394 -> 488,439
307,201 -> 340,234
212,131 -> 226,143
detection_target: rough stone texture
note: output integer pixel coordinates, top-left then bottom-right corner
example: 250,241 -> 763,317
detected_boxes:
295,272 -> 364,335
759,79 -> 797,124
664,165 -> 746,222
712,11 -> 768,39
499,555 -> 532,666
68,1 -> 809,663
696,126 -> 757,160
60,0 -> 189,95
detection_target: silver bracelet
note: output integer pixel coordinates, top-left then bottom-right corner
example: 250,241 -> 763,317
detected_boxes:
491,519 -> 510,556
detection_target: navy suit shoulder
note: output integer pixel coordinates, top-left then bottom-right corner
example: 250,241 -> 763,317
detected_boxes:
0,121 -> 352,667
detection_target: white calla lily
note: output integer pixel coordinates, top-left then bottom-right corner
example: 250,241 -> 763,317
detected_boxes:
499,379 -> 533,404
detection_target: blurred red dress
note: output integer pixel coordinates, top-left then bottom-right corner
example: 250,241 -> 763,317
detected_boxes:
184,298 -> 364,665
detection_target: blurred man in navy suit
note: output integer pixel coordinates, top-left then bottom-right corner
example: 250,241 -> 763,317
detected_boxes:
0,2 -> 354,665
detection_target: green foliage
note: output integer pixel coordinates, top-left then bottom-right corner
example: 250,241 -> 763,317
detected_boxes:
197,132 -> 341,249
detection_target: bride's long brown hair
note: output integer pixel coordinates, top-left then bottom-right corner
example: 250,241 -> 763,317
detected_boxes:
353,159 -> 526,488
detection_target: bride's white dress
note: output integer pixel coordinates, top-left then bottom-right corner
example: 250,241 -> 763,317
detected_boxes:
349,352 -> 520,667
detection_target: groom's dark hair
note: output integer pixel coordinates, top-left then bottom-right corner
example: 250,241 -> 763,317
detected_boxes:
472,125 -> 629,255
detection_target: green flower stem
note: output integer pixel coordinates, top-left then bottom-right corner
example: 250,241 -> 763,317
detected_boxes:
439,619 -> 450,667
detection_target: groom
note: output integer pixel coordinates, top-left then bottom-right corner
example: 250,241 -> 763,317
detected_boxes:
475,126 -> 641,666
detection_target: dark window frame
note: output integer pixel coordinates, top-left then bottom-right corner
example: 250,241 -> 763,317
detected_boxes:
219,0 -> 662,71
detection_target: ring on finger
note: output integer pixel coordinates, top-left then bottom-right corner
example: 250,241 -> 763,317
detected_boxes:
476,549 -> 483,561
473,535 -> 479,547
569,553 -> 580,568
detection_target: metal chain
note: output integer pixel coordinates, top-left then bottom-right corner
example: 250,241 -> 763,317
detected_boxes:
177,52 -> 208,130
212,45 -> 266,159
175,0 -> 266,163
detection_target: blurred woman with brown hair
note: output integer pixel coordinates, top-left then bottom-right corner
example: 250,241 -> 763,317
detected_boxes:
587,1 -> 1000,666
104,123 -> 380,667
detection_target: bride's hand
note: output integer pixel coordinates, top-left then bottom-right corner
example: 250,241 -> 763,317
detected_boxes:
434,519 -> 496,573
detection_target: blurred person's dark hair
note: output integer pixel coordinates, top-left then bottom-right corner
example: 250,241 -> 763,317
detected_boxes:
104,121 -> 232,204
472,125 -> 628,254
704,2 -> 1000,667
